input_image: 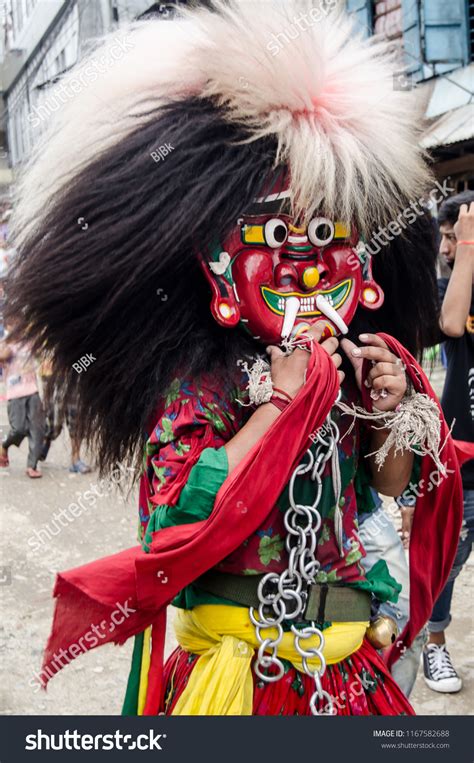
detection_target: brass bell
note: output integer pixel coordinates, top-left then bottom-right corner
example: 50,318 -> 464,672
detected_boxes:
365,615 -> 398,649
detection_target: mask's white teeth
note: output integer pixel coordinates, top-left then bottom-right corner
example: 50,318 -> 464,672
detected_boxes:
281,296 -> 300,339
316,294 -> 349,335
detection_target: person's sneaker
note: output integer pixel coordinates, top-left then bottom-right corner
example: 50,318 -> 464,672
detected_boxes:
423,644 -> 462,693
69,459 -> 91,474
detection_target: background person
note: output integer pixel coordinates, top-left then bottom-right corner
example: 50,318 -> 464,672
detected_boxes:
0,328 -> 45,478
421,192 -> 474,693
38,356 -> 91,474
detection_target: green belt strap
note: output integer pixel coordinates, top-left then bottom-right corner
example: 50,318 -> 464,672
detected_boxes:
196,571 -> 371,623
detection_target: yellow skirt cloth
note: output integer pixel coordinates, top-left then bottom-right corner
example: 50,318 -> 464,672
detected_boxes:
137,605 -> 368,716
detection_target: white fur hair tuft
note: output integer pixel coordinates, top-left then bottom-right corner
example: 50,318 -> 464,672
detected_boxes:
14,0 -> 430,241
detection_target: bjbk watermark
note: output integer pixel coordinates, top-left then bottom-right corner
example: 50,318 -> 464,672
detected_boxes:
72,353 -> 96,373
151,143 -> 174,163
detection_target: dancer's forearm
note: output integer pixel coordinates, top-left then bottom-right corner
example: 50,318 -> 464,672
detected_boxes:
369,427 -> 414,497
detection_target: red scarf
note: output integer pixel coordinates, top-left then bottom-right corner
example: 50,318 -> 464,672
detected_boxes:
40,335 -> 465,709
376,336 -> 467,669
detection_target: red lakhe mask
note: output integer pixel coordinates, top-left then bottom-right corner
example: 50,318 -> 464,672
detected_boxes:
200,189 -> 384,346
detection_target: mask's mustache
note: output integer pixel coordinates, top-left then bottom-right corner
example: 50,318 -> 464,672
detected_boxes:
281,296 -> 300,339
316,294 -> 349,335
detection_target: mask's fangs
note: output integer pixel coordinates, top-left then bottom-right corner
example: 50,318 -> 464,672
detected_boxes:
281,296 -> 301,339
280,294 -> 349,339
316,294 -> 349,335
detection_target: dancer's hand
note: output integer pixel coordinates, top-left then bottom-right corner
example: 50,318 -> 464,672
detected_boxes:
267,321 -> 344,399
341,333 -> 407,412
226,323 -> 343,474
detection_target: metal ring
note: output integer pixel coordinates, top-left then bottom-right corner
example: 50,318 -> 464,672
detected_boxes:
286,504 -> 316,533
257,638 -> 276,663
294,625 -> 325,650
295,642 -> 325,660
287,546 -> 298,578
279,589 -> 303,620
277,568 -> 303,595
302,654 -> 325,677
254,656 -> 285,683
258,599 -> 286,627
257,573 -> 280,605
310,689 -> 336,716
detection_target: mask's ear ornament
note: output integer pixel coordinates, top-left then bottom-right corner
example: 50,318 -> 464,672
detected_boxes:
199,250 -> 240,328
355,242 -> 385,310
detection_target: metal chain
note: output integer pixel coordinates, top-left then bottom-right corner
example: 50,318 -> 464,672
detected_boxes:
250,411 -> 341,716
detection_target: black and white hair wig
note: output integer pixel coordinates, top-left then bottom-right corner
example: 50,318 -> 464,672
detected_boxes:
6,1 -> 437,473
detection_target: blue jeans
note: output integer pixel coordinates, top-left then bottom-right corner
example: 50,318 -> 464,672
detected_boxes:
428,488 -> 474,632
359,505 -> 425,697
359,506 -> 409,627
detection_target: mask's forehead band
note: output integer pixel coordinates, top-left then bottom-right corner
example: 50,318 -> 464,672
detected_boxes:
243,189 -> 293,217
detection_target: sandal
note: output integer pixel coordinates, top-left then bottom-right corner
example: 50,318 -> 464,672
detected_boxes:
26,467 -> 42,479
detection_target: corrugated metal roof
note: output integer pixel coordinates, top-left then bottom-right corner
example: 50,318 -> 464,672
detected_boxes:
421,103 -> 474,149
424,64 -> 474,119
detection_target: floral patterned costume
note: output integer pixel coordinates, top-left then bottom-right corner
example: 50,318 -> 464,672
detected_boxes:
123,373 -> 414,716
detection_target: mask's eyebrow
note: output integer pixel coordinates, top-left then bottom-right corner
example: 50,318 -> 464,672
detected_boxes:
243,196 -> 293,217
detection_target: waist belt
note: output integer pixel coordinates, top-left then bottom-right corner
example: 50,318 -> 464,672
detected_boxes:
195,571 -> 371,625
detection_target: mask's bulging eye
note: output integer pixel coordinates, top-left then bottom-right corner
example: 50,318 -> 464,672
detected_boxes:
264,218 -> 288,248
308,218 -> 335,247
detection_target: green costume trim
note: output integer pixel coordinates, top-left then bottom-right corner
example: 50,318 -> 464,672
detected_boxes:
144,446 -> 228,542
121,631 -> 144,716
349,559 -> 401,604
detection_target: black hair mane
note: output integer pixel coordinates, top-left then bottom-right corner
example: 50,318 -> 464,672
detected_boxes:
6,96 -> 439,475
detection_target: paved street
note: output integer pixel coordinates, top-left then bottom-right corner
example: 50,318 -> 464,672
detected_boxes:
0,363 -> 472,715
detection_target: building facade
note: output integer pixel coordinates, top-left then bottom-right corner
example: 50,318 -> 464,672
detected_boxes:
346,0 -> 474,193
1,1 -> 473,183
0,0 -> 168,172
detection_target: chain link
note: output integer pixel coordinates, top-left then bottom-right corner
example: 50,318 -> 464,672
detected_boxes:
250,412 -> 340,715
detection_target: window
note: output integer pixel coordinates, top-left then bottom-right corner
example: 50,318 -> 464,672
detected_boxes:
402,0 -> 470,79
345,0 -> 373,37
346,1 -> 471,79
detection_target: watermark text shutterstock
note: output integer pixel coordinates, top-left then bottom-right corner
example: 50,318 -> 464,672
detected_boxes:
25,729 -> 165,751
27,464 -> 135,553
27,36 -> 134,128
29,598 -> 136,692
365,180 -> 455,256
267,0 -> 337,56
